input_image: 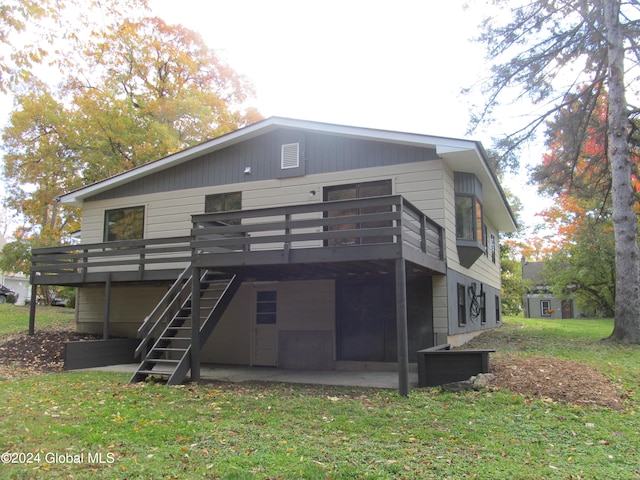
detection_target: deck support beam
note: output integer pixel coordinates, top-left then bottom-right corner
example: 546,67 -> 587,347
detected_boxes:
191,267 -> 201,382
103,274 -> 112,340
395,258 -> 410,397
28,275 -> 37,335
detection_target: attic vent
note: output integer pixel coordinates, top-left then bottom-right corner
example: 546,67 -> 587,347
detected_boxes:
281,143 -> 300,169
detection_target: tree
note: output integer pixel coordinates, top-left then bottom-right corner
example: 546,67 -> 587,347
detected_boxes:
469,0 -> 640,343
0,0 -> 148,93
2,16 -> 260,244
542,220 -> 616,318
500,243 -> 528,315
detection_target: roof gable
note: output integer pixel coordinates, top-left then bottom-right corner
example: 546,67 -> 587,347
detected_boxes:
59,116 -> 518,231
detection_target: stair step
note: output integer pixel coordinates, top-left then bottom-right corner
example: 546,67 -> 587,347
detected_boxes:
145,358 -> 180,364
161,336 -> 191,341
154,347 -> 189,353
166,326 -> 191,330
136,369 -> 174,376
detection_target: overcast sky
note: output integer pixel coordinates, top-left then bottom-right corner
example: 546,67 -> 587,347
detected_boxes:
149,0 -> 550,229
152,0 -> 489,138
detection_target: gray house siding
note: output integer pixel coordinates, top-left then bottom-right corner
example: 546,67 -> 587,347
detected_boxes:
446,268 -> 501,336
87,129 -> 440,202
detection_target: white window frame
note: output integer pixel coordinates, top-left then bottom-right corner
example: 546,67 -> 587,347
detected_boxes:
541,300 -> 552,317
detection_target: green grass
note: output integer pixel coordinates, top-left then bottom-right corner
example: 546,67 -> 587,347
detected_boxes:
0,304 -> 75,334
0,315 -> 639,479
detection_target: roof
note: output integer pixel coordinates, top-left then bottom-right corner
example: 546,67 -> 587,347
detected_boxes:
58,116 -> 518,231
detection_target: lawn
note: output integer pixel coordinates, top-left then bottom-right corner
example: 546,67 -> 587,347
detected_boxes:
0,313 -> 638,479
0,304 -> 75,334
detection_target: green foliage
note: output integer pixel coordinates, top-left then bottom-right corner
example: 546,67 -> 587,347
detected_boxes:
541,220 -> 616,317
0,240 -> 31,276
500,245 -> 526,315
0,0 -> 148,93
0,317 -> 638,479
1,13 -> 261,247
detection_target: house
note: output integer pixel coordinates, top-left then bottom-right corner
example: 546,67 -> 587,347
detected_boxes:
522,261 -> 591,319
30,117 -> 517,394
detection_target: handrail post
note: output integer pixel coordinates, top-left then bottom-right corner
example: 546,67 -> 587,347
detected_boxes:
396,197 -> 404,254
191,266 -> 201,382
28,274 -> 37,335
283,213 -> 291,262
103,273 -> 112,340
420,215 -> 427,253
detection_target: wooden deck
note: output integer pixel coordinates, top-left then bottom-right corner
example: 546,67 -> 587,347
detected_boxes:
31,195 -> 446,286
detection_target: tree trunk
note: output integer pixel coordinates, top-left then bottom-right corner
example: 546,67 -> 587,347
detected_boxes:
605,0 -> 640,343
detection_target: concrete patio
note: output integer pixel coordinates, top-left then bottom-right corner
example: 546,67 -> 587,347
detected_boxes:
82,363 -> 420,390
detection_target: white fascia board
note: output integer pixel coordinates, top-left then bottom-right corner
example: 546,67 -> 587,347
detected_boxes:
440,143 -> 518,232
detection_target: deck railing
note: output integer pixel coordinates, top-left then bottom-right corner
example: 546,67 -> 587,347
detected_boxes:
31,195 -> 445,283
192,195 -> 445,268
30,236 -> 192,284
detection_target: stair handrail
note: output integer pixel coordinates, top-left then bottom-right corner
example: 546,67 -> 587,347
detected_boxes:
135,265 -> 192,358
198,275 -> 242,346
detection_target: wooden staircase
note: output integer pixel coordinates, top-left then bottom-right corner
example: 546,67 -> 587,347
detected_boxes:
130,268 -> 242,384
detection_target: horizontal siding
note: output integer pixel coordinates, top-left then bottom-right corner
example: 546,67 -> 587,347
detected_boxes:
81,161 -> 448,246
76,285 -> 167,337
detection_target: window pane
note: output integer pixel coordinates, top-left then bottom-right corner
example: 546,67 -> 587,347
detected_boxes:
205,192 -> 241,225
455,196 -> 473,240
475,198 -> 483,244
324,181 -> 392,246
457,284 -> 467,326
256,290 -> 277,325
257,291 -> 277,302
104,206 -> 144,242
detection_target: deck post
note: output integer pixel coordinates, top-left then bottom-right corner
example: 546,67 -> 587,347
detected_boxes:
191,267 -> 201,382
103,273 -> 111,339
28,274 -> 37,335
395,258 -> 410,397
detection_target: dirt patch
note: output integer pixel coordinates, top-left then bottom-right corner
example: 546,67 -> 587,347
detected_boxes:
491,355 -> 623,410
0,328 -> 624,409
0,326 -> 100,378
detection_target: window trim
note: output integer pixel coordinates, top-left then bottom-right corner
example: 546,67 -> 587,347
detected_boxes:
281,143 -> 300,169
490,234 -> 496,263
457,283 -> 467,327
455,194 -> 484,243
103,206 -> 145,242
541,300 -> 552,317
256,290 -> 277,325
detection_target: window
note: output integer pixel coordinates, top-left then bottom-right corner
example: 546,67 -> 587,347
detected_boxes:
483,224 -> 489,257
455,195 -> 484,244
457,283 -> 467,327
541,300 -> 552,317
104,206 -> 144,242
323,180 -> 393,245
490,234 -> 496,263
205,192 -> 242,225
455,195 -> 473,240
256,291 -> 277,324
495,295 -> 501,323
281,143 -> 299,169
